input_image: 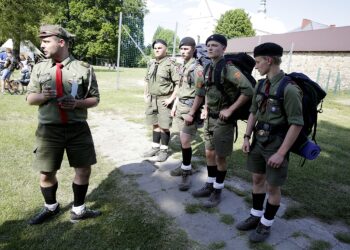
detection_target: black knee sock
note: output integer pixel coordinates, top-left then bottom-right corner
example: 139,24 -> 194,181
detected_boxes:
252,193 -> 266,211
153,131 -> 161,144
216,170 -> 227,184
72,183 -> 89,207
207,165 -> 217,178
182,147 -> 192,166
160,131 -> 170,147
264,201 -> 280,220
40,182 -> 58,205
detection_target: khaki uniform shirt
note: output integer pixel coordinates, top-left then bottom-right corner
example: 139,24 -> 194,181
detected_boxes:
145,56 -> 180,96
205,56 -> 254,113
250,71 -> 304,126
177,58 -> 205,100
27,56 -> 99,124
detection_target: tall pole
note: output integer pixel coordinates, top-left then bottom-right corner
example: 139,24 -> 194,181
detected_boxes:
172,22 -> 178,58
287,42 -> 294,73
116,12 -> 122,90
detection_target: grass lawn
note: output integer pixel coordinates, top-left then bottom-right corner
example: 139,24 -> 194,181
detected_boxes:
0,67 -> 194,250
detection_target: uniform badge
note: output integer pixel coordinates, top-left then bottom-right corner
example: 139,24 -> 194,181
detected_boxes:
196,81 -> 204,88
234,71 -> 241,79
197,71 -> 203,77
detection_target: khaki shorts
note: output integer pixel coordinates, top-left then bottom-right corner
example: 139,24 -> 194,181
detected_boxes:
145,95 -> 172,129
204,117 -> 234,157
33,122 -> 97,172
247,135 -> 289,186
173,102 -> 198,136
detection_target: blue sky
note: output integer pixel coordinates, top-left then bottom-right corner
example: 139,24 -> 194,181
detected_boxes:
143,0 -> 350,45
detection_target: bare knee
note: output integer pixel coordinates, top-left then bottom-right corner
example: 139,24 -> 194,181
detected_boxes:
74,167 -> 91,185
252,173 -> 266,189
40,171 -> 57,187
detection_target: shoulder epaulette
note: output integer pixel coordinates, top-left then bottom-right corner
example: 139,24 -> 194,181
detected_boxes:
80,61 -> 90,68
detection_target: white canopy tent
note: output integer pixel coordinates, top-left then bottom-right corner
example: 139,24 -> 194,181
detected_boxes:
1,39 -> 44,60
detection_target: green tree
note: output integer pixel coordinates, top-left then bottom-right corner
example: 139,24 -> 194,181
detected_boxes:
53,0 -> 147,66
214,9 -> 255,39
152,26 -> 179,55
0,0 -> 56,59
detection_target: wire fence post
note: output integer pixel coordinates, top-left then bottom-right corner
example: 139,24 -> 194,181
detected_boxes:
287,42 -> 294,73
326,70 -> 331,93
116,12 -> 122,90
334,71 -> 341,94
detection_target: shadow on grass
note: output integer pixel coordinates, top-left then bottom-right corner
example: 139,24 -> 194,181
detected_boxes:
0,167 -> 192,250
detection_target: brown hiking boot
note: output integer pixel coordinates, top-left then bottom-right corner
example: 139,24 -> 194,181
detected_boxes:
203,189 -> 222,208
192,182 -> 214,197
249,222 -> 271,242
142,147 -> 160,157
178,170 -> 191,191
154,149 -> 168,162
236,215 -> 261,231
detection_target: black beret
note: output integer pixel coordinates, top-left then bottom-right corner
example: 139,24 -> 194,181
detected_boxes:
152,39 -> 167,49
179,37 -> 196,48
205,34 -> 227,47
253,42 -> 283,57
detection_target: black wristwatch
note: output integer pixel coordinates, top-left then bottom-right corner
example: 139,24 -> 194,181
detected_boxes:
243,134 -> 251,139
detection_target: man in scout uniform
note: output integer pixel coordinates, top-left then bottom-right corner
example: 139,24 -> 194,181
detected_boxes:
236,42 -> 303,242
143,39 -> 180,162
192,34 -> 253,207
170,37 -> 205,191
27,24 -> 101,225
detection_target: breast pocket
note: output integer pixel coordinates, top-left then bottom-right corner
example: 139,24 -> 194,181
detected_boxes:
267,98 -> 282,115
38,73 -> 52,89
158,70 -> 169,84
255,94 -> 264,108
73,75 -> 85,99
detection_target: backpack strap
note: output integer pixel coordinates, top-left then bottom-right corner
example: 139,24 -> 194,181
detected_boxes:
213,58 -> 226,93
187,60 -> 198,87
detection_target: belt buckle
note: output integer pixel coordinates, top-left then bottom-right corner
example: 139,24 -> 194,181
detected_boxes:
257,130 -> 269,136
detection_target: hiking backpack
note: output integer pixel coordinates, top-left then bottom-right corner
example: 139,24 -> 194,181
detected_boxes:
204,52 -> 257,121
257,72 -> 327,157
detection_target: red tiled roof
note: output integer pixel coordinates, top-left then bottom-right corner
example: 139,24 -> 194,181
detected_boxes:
226,26 -> 350,53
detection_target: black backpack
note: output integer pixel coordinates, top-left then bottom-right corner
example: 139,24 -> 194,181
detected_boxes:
204,52 -> 256,121
257,72 -> 326,156
194,43 -> 211,68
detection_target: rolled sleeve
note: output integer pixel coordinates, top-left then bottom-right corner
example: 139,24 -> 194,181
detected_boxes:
27,65 -> 40,95
86,67 -> 100,102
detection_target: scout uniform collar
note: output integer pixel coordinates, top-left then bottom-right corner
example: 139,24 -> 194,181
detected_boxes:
184,57 -> 195,68
50,55 -> 75,68
268,70 -> 285,86
156,56 -> 168,64
211,56 -> 224,67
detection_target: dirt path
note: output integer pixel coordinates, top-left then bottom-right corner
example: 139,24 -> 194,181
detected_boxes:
89,111 -> 349,250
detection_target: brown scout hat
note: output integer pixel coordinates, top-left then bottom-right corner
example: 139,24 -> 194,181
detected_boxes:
39,24 -> 75,39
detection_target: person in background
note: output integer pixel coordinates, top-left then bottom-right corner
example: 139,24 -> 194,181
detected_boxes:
170,37 -> 205,191
143,39 -> 180,162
